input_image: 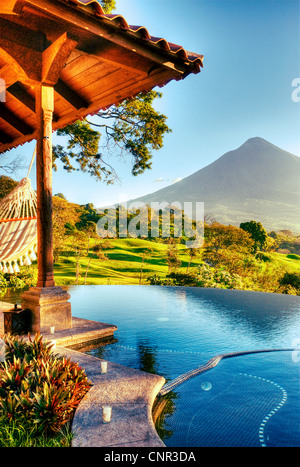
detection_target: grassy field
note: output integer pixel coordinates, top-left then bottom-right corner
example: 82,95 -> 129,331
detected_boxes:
54,238 -> 203,286
53,237 -> 299,287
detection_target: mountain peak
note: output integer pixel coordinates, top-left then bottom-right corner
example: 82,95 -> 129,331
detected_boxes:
242,136 -> 270,146
128,138 -> 300,232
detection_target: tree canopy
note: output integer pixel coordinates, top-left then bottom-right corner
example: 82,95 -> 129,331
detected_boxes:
52,91 -> 171,183
52,0 -> 171,183
100,0 -> 116,13
0,175 -> 18,200
240,220 -> 268,253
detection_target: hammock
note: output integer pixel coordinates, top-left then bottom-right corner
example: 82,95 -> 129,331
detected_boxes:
0,146 -> 37,274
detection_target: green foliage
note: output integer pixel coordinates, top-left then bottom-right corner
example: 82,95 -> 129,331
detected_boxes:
276,233 -> 300,255
279,272 -> 300,294
53,91 -> 171,182
286,254 -> 300,260
52,121 -> 110,181
100,0 -> 116,13
0,175 -> 18,200
0,415 -> 73,447
148,264 -> 243,290
255,252 -> 272,262
240,220 -> 268,252
0,333 -> 91,442
204,223 -> 254,256
0,266 -> 37,298
166,241 -> 181,273
107,91 -> 171,177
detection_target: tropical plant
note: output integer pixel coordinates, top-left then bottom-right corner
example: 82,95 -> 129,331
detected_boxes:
0,333 -> 91,440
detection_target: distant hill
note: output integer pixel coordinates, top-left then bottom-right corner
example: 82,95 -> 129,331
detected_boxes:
126,137 -> 300,233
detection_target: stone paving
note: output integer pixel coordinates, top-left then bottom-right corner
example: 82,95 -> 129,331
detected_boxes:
61,347 -> 166,447
0,300 -> 166,447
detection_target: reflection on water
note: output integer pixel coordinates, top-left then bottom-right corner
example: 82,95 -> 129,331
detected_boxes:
2,285 -> 300,446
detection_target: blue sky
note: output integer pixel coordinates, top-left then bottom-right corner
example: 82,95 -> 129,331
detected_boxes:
1,0 -> 300,207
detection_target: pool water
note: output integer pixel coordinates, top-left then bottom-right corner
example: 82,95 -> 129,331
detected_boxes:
65,285 -> 300,447
161,352 -> 300,447
3,284 -> 300,446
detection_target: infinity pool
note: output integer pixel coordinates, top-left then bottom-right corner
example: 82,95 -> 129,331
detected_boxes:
66,285 -> 300,447
3,284 -> 300,446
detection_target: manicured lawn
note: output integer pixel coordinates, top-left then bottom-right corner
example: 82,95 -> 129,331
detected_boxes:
53,238 -> 202,285
271,252 -> 300,272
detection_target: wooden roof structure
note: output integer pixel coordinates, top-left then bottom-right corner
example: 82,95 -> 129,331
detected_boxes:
0,0 -> 203,290
0,0 -> 203,154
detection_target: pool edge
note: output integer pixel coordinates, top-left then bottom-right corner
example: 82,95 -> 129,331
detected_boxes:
56,346 -> 166,448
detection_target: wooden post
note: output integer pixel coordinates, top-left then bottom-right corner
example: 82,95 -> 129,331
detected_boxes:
35,84 -> 55,287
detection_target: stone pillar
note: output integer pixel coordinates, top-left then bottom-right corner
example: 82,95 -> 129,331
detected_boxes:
21,286 -> 71,333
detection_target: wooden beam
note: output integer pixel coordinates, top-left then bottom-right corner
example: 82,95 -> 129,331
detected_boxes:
0,129 -> 13,144
54,79 -> 89,110
0,17 -> 45,52
0,105 -> 35,135
25,0 -> 189,75
0,0 -> 25,15
6,82 -> 59,122
51,67 -> 177,129
0,64 -> 19,88
80,40 -> 150,75
42,32 -> 78,85
0,131 -> 37,154
35,84 -> 55,288
0,42 -> 41,85
7,83 -> 35,112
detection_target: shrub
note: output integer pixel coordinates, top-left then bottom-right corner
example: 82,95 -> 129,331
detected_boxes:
167,272 -> 199,286
0,266 -> 38,294
0,333 -> 91,437
279,272 -> 300,294
286,254 -> 300,260
149,264 -> 244,290
255,252 -> 272,262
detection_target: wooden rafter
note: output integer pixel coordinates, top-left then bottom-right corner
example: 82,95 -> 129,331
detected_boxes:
0,64 -> 19,88
23,0 -> 192,75
7,83 -> 36,112
0,129 -> 13,144
42,32 -> 78,85
54,79 -> 89,110
0,105 -> 34,135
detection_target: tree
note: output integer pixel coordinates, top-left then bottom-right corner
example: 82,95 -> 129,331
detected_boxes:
240,220 -> 268,253
100,0 -> 116,13
52,196 -> 81,262
0,154 -> 26,177
166,240 -> 181,273
186,247 -> 199,272
139,248 -> 154,284
84,243 -> 108,285
204,223 -> 254,256
54,192 -> 67,200
203,223 -> 255,275
0,175 -> 18,200
52,91 -> 171,183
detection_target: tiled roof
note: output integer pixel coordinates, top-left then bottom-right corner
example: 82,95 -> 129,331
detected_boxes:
0,0 -> 204,154
64,0 -> 204,72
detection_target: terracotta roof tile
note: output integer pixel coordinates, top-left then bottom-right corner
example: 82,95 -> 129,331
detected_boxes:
63,0 -> 204,70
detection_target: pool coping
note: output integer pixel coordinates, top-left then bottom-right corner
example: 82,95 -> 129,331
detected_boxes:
59,346 -> 166,447
0,300 -> 166,448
